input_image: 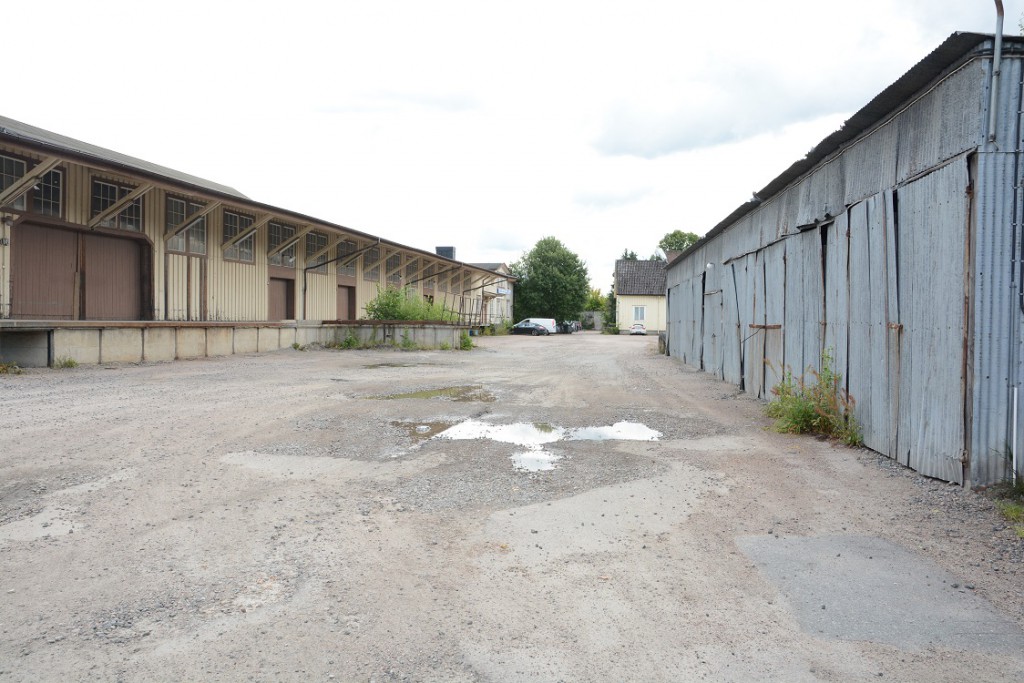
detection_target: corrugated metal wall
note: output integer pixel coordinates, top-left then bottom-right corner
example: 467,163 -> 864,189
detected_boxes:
667,54 -> 1024,486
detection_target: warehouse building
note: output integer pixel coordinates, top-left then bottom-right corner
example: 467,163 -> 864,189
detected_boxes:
666,32 -> 1024,487
0,117 -> 513,365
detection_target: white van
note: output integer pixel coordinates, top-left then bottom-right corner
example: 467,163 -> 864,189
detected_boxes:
520,318 -> 557,334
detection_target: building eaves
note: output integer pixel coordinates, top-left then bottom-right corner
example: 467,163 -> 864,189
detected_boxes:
669,31 -> 1019,269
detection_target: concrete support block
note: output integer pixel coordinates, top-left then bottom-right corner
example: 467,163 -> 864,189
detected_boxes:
53,329 -> 100,365
206,328 -> 233,357
176,328 -> 207,359
100,328 -> 143,364
233,327 -> 258,354
143,328 -> 176,362
257,327 -> 280,352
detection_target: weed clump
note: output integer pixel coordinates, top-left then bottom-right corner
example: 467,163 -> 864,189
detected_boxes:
0,361 -> 23,374
765,348 -> 863,446
53,356 -> 78,369
459,332 -> 474,351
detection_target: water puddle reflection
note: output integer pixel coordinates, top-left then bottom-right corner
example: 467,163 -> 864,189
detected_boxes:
434,419 -> 661,472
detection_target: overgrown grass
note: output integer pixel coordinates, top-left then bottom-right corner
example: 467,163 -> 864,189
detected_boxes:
604,324 -> 620,335
53,356 -> 78,369
991,474 -> 1024,538
765,349 -> 863,446
364,285 -> 457,322
0,361 -> 23,374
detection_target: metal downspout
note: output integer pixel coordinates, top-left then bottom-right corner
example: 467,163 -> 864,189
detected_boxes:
988,1 -> 1005,143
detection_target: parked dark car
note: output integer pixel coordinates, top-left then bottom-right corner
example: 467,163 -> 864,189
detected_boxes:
511,321 -> 549,336
557,322 -> 574,334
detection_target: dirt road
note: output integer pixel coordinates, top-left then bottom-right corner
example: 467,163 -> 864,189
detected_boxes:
1,333 -> 1022,682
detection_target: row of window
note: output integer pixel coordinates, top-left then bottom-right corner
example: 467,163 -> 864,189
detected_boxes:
2,154 -> 475,285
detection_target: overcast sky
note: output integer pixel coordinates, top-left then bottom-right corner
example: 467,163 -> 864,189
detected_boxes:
6,0 -> 1020,289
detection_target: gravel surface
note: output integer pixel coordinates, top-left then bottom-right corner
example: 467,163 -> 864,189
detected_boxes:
0,332 -> 1022,682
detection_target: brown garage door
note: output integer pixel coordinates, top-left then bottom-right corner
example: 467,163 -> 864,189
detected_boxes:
269,278 -> 295,320
11,224 -> 78,319
10,223 -> 144,321
84,233 -> 142,320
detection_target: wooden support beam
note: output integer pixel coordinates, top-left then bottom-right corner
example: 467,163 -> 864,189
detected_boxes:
223,213 -> 271,248
88,183 -> 154,228
165,200 -> 222,239
0,156 -> 61,209
385,252 -> 407,278
267,225 -> 311,258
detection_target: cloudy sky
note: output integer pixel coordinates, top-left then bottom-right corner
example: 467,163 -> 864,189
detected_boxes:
6,0 -> 1020,289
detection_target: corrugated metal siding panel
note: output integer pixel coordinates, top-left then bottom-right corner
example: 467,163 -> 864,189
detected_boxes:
823,215 -> 850,383
763,241 -> 786,396
783,230 -> 823,377
164,254 -> 190,321
305,273 -> 336,320
895,61 -> 984,182
842,121 -> 899,211
895,159 -> 969,483
971,149 -> 1017,485
208,260 -> 265,321
847,194 -> 894,456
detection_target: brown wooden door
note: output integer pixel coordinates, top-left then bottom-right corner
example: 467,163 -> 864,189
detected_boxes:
83,233 -> 142,320
337,285 -> 354,320
269,278 -> 294,320
10,224 -> 78,319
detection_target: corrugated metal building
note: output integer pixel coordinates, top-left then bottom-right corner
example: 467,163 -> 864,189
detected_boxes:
666,32 -> 1024,487
0,116 -> 513,358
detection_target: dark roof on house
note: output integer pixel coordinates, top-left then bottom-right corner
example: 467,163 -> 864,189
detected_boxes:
669,32 -> 1024,268
0,115 -> 249,200
615,259 -> 666,296
469,262 -> 506,272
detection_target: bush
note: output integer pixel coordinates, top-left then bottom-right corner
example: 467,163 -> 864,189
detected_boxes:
604,324 -> 620,335
459,332 -> 474,350
364,285 -> 457,322
765,348 -> 863,446
439,341 -> 452,351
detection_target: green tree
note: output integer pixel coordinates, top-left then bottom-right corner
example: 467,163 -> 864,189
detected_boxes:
604,287 -> 616,324
584,288 -> 605,311
510,237 -> 590,322
620,249 -> 639,260
658,230 -> 700,253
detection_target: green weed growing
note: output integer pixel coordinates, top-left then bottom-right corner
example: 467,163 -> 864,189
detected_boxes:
765,348 -> 863,446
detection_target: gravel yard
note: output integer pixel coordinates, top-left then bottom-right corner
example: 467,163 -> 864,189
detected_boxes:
1,332 -> 1022,682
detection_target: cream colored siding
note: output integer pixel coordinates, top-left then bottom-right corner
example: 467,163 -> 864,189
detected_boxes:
618,294 -> 666,331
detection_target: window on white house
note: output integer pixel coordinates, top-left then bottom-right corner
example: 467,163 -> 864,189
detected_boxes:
633,306 -> 646,321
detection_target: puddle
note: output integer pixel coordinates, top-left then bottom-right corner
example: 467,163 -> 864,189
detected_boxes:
391,421 -> 452,441
433,419 -> 661,472
368,385 -> 495,402
510,451 -> 562,471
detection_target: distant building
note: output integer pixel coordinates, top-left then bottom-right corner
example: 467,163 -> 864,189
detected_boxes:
614,259 -> 666,333
665,32 -> 1022,486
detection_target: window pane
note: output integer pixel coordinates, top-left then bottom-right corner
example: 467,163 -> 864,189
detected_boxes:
337,240 -> 357,277
0,155 -> 26,210
33,170 -> 62,216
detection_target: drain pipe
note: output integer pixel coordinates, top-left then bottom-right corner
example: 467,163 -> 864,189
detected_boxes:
1015,388 -> 1019,484
988,0 -> 1005,143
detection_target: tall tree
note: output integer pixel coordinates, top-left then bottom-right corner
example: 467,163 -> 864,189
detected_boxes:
510,237 -> 590,322
620,249 -> 639,260
658,230 -> 700,253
